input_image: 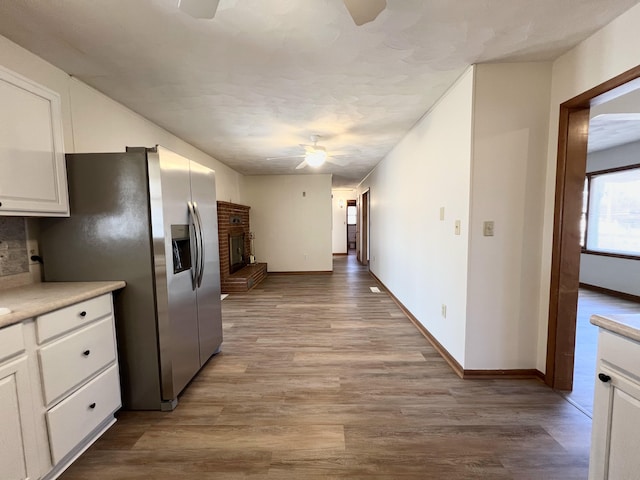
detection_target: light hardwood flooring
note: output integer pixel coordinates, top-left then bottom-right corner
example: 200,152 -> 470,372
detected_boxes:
61,255 -> 591,479
564,288 -> 640,416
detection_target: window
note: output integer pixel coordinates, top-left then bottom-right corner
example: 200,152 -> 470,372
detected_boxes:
583,164 -> 640,257
580,178 -> 588,247
347,205 -> 357,225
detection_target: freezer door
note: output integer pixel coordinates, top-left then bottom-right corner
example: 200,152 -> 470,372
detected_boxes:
190,161 -> 223,364
153,147 -> 201,400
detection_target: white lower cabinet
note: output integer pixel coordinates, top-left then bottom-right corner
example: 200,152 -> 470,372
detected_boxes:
0,292 -> 121,480
0,354 -> 40,480
589,329 -> 640,480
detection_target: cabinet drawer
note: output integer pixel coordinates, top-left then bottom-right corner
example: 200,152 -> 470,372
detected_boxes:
0,322 -> 24,364
599,330 -> 640,380
39,317 -> 116,406
36,294 -> 113,344
46,364 -> 121,464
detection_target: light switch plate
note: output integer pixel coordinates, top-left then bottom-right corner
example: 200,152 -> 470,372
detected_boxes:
440,207 -> 445,221
483,221 -> 495,236
454,220 -> 461,235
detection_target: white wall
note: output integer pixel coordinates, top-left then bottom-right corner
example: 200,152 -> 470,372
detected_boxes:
538,3 -> 640,371
69,80 -> 243,204
244,175 -> 333,272
0,34 -> 244,205
465,63 -> 552,369
332,189 -> 357,254
579,140 -> 640,296
358,68 -> 475,366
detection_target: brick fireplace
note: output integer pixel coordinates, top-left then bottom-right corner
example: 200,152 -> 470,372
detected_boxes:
216,201 -> 267,293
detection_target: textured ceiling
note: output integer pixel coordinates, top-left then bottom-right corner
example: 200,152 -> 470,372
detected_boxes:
589,114 -> 640,152
0,0 -> 639,187
588,87 -> 640,153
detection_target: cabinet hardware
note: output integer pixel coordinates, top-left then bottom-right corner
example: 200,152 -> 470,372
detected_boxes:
79,311 -> 87,317
89,403 -> 96,409
82,350 -> 91,356
598,373 -> 611,383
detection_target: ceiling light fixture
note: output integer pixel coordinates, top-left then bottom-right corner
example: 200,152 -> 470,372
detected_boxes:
305,148 -> 327,167
178,0 -> 220,19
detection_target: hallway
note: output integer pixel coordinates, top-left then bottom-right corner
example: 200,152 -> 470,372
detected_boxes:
61,256 -> 591,479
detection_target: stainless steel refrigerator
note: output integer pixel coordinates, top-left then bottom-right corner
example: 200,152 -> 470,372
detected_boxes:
40,146 -> 223,411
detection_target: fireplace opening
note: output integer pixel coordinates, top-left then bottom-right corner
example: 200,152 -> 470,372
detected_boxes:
229,233 -> 245,273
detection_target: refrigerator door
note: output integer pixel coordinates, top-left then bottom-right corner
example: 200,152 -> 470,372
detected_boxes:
153,147 -> 201,400
190,161 -> 223,364
40,150 -> 163,410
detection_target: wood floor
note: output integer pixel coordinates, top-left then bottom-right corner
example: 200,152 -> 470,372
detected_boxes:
61,255 -> 591,479
565,287 -> 640,416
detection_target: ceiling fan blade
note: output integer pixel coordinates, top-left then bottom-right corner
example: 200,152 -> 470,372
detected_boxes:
299,144 -> 316,152
343,0 -> 386,26
266,154 -> 305,160
327,157 -> 347,167
295,159 -> 308,170
178,0 -> 220,19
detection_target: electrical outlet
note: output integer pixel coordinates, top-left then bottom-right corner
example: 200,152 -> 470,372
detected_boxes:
441,304 -> 447,318
483,221 -> 495,237
27,239 -> 39,265
454,220 -> 461,235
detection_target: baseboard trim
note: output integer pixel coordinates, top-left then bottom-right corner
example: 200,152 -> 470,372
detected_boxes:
580,282 -> 640,303
332,253 -> 348,256
368,270 -> 546,382
368,271 -> 464,378
463,369 -> 545,381
268,271 -> 333,275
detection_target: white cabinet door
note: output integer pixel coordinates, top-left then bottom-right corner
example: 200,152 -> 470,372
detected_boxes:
0,356 -> 40,480
0,65 -> 68,216
590,365 -> 640,479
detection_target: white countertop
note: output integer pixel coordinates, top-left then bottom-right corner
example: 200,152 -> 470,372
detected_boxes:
0,281 -> 125,329
591,313 -> 640,343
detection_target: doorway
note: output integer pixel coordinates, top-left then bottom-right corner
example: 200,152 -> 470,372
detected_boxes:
346,200 -> 357,254
546,65 -> 640,391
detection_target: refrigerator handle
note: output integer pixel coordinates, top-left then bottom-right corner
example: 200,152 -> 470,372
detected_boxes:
194,202 -> 205,288
187,201 -> 200,291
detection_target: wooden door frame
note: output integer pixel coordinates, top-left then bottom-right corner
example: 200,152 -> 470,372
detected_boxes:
361,190 -> 370,267
346,199 -> 356,253
545,65 -> 640,390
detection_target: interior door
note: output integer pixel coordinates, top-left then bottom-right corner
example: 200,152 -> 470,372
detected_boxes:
189,161 -> 223,365
155,147 -> 200,398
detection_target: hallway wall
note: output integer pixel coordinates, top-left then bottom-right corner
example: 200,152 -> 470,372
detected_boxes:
358,68 -> 475,365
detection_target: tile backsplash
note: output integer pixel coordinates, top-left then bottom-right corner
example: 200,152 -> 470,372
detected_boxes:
0,217 -> 29,277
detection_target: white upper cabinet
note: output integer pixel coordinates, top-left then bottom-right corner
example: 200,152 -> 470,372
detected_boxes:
0,65 -> 69,216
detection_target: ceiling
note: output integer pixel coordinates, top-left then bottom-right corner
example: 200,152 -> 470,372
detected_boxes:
0,0 -> 639,187
588,88 -> 640,153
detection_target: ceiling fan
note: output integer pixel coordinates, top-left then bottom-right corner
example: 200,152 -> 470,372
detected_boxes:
177,0 -> 387,26
266,135 -> 348,170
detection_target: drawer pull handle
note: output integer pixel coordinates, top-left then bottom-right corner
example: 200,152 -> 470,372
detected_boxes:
89,403 -> 96,409
598,373 -> 612,383
83,350 -> 91,356
79,311 -> 87,318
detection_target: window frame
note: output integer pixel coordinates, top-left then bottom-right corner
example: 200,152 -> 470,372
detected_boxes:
346,204 -> 357,226
581,162 -> 640,261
